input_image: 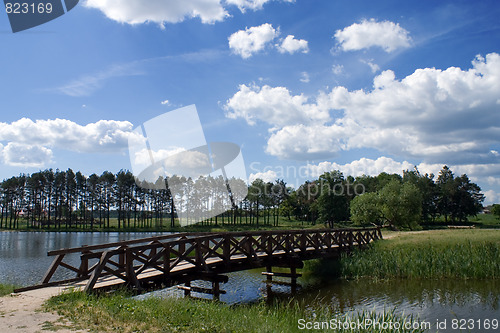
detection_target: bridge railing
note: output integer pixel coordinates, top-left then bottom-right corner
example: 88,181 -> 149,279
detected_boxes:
21,227 -> 382,292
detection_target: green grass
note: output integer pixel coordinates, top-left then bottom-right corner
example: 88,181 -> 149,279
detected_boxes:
1,216 -> 315,233
308,229 -> 500,280
45,290 -> 425,333
0,283 -> 16,296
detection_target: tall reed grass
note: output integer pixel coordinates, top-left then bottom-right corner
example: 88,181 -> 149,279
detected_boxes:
308,229 -> 500,280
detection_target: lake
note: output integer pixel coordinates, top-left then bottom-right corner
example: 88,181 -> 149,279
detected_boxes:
1,231 -> 498,332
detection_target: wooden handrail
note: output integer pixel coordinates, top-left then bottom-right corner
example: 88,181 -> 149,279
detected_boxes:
30,227 -> 382,293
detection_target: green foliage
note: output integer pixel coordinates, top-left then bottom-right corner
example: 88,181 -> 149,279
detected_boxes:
491,204 -> 500,220
317,171 -> 350,226
350,181 -> 422,229
379,181 -> 422,230
350,192 -> 383,226
436,166 -> 484,223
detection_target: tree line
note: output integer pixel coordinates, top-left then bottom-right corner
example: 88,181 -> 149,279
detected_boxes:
0,165 -> 485,230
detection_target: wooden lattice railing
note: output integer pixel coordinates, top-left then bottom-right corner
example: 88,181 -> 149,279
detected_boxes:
20,227 -> 382,292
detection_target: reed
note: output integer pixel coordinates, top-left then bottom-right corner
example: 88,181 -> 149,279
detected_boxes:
337,229 -> 500,279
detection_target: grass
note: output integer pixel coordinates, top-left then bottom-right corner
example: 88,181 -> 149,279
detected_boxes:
45,290 -> 426,333
306,229 -> 500,280
1,216 -> 316,233
0,283 -> 16,296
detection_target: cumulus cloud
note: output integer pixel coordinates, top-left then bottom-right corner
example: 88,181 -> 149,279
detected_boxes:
0,143 -> 53,168
335,19 -> 412,53
277,35 -> 309,54
84,0 -> 228,25
228,23 -> 279,58
266,124 -> 347,160
249,169 -> 278,183
226,0 -> 294,12
0,118 -> 145,167
224,84 -> 330,127
226,53 -> 500,163
307,157 -> 415,179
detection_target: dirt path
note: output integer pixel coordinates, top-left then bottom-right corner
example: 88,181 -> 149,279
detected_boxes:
382,230 -> 430,239
0,287 -> 87,333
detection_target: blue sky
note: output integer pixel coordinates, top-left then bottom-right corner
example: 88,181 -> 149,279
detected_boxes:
1,0 -> 500,203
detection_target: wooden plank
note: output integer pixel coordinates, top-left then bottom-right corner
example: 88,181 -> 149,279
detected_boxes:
42,254 -> 65,284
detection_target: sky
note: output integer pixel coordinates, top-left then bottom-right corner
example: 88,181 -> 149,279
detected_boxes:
0,0 -> 500,204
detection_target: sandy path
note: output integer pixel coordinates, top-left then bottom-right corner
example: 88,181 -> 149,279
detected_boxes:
0,287 -> 88,333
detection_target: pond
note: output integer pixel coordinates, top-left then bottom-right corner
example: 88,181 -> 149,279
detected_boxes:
1,231 -> 498,332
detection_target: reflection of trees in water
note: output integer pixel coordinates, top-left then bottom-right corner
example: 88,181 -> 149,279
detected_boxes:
291,278 -> 500,312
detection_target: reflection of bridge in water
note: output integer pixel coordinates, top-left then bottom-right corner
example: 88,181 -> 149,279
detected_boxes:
16,228 -> 382,299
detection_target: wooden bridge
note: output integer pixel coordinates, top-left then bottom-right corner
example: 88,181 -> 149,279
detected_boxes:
15,227 -> 382,298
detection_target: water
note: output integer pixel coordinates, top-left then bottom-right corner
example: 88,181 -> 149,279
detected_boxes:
0,231 -> 170,286
1,231 -> 499,332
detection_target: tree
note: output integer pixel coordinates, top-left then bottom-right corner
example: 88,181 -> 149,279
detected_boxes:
491,204 -> 500,220
403,167 -> 438,222
350,192 -> 383,226
436,166 -> 455,223
316,171 -> 350,227
450,174 -> 484,222
379,180 -> 422,230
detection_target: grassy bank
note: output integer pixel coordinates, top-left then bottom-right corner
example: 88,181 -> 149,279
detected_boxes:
307,229 -> 500,280
0,283 -> 16,296
1,216 -> 315,233
45,291 -> 425,333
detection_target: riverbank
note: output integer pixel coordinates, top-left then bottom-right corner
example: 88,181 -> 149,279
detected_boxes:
45,290 -> 425,333
0,286 -> 88,333
5,229 -> 498,332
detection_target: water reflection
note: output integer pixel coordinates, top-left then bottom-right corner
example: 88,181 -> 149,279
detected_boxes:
0,231 -> 168,286
1,231 -> 499,332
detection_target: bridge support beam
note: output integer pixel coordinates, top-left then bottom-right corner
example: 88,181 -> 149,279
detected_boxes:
262,261 -> 303,294
177,274 -> 228,301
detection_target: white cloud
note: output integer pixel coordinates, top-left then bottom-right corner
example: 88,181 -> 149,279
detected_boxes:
228,23 -> 278,58
226,53 -> 500,163
84,0 -> 228,25
361,59 -> 380,73
307,157 -> 415,179
300,72 -> 310,83
277,35 -> 309,54
224,84 -> 330,127
226,0 -> 294,12
249,169 -> 278,183
0,142 -> 53,168
0,118 -> 144,160
266,124 -> 346,160
484,190 -> 500,205
332,64 -> 344,75
335,19 -> 412,53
